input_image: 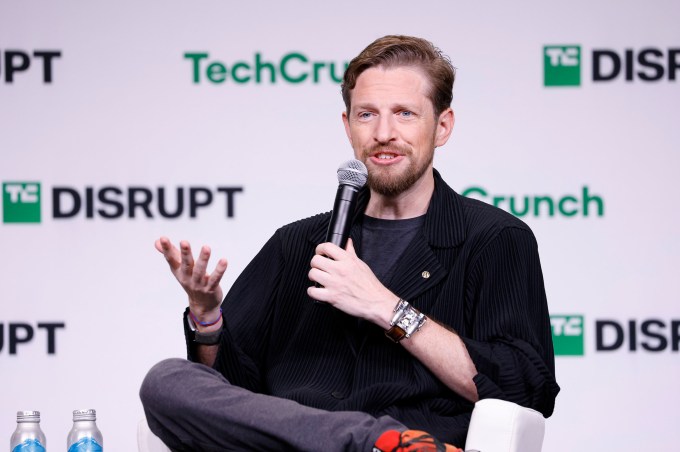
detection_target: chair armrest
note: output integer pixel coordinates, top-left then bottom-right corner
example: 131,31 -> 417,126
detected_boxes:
464,399 -> 545,452
137,418 -> 172,452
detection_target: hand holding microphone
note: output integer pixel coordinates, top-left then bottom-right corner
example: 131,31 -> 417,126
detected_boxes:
308,160 -> 397,320
312,159 -> 367,291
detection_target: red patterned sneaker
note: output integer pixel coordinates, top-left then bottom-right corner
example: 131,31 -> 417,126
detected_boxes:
373,429 -> 462,452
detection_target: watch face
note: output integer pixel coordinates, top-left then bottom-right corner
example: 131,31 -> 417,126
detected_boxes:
398,308 -> 419,329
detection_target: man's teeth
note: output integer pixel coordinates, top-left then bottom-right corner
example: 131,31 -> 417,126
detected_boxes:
377,154 -> 395,159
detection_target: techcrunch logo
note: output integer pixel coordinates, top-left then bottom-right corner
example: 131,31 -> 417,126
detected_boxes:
544,45 -> 680,86
2,182 -> 243,223
544,46 -> 581,86
551,315 -> 680,356
551,315 -> 585,356
185,52 -> 349,85
3,182 -> 41,223
461,186 -> 604,218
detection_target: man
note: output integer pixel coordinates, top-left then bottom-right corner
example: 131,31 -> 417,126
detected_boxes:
141,35 -> 559,451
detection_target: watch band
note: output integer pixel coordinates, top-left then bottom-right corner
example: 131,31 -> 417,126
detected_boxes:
385,324 -> 408,342
193,329 -> 222,345
385,299 -> 427,343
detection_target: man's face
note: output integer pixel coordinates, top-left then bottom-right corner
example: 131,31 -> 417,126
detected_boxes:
342,66 -> 453,197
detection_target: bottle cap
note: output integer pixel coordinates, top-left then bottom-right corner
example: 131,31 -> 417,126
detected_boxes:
16,411 -> 41,422
73,409 -> 97,421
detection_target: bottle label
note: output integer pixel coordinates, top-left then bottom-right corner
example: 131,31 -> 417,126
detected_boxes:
12,439 -> 46,452
68,437 -> 103,452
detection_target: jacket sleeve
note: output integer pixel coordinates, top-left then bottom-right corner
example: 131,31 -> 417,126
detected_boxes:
184,230 -> 284,393
460,226 -> 560,417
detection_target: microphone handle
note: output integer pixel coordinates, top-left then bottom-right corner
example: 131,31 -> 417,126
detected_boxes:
314,183 -> 361,294
325,184 -> 360,249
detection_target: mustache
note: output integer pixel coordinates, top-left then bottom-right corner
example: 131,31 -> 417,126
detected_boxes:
363,143 -> 412,157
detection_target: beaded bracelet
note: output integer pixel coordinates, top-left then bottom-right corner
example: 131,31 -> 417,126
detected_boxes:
188,308 -> 223,327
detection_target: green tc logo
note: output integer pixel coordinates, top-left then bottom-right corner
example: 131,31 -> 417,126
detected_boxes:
544,45 -> 581,87
550,315 -> 584,356
3,182 -> 41,223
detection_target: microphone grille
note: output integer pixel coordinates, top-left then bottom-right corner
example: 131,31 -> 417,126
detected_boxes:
337,159 -> 368,188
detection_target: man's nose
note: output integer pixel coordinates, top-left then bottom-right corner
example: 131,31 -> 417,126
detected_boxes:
374,114 -> 397,144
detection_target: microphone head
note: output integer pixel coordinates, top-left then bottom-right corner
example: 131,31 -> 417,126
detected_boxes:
337,159 -> 368,188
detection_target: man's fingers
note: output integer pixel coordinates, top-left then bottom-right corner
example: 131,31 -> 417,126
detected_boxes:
154,238 -> 164,253
156,236 -> 181,270
180,240 -> 195,275
206,258 -> 228,290
310,253 -> 338,274
315,242 -> 346,261
308,267 -> 330,286
193,245 -> 211,284
307,285 -> 330,303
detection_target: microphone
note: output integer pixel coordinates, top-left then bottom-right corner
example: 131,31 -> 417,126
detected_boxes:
324,159 -> 368,249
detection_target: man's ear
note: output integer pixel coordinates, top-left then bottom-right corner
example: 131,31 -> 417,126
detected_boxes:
434,108 -> 455,147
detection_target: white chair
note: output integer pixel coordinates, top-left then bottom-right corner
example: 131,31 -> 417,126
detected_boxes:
138,399 -> 545,452
464,399 -> 545,452
137,418 -> 171,452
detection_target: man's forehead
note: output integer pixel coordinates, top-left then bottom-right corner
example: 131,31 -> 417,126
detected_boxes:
354,64 -> 428,84
350,65 -> 432,107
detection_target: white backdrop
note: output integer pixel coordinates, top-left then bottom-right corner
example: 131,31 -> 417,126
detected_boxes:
1,1 -> 679,450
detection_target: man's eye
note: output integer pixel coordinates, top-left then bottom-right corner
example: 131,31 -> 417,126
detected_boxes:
400,111 -> 414,117
359,112 -> 373,119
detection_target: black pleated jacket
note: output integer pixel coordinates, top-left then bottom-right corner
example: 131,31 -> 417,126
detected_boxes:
186,169 -> 560,445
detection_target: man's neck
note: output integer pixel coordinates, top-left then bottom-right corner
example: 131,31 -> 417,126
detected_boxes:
364,172 -> 434,220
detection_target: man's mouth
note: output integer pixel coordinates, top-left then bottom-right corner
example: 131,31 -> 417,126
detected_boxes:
375,152 -> 398,160
367,151 -> 405,166
365,148 -> 409,165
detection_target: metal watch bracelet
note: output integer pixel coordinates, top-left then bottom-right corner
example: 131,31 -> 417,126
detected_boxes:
385,299 -> 427,343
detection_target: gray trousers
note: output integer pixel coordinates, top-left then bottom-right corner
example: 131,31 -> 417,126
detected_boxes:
139,358 -> 406,452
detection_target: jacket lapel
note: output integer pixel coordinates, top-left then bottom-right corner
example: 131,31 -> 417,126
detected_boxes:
385,232 -> 446,305
382,169 -> 467,308
307,168 -> 467,353
308,168 -> 467,311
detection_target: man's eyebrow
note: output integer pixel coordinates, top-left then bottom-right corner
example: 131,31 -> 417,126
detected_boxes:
353,101 -> 420,111
352,102 -> 377,110
391,102 -> 419,111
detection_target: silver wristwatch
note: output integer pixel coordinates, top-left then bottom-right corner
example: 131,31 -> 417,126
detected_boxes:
385,299 -> 427,343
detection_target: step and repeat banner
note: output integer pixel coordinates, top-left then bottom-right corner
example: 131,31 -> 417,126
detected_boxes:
1,1 -> 678,450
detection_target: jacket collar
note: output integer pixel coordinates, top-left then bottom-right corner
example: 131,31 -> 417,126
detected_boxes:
309,168 -> 466,249
420,168 -> 466,248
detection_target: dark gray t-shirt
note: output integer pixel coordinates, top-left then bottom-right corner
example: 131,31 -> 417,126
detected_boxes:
360,214 -> 425,285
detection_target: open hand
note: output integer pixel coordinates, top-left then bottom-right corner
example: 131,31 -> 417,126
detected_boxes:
155,236 -> 228,321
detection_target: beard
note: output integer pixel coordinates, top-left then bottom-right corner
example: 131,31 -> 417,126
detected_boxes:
363,144 -> 435,197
